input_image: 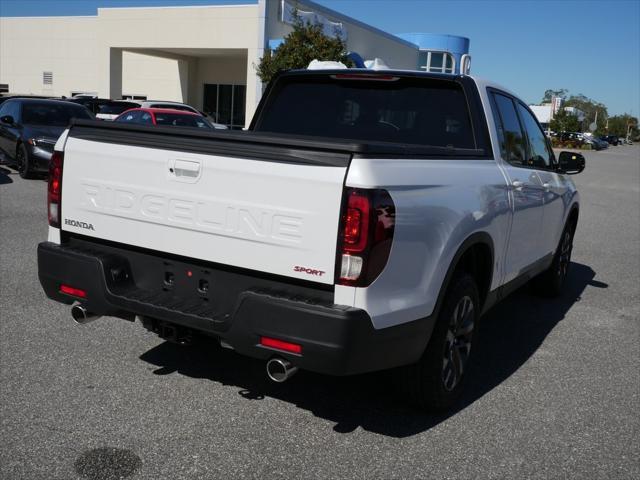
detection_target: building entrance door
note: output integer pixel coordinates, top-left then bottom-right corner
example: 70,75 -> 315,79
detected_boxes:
203,83 -> 246,129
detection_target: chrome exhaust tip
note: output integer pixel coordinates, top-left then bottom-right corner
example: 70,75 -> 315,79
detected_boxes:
71,303 -> 101,325
266,357 -> 298,383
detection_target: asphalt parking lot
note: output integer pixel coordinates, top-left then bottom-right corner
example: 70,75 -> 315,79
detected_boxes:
1,145 -> 638,480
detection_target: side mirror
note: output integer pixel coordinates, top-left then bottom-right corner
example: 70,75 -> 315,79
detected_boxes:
557,151 -> 585,175
0,115 -> 14,125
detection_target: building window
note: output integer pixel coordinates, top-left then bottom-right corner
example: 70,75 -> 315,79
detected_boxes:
418,51 -> 455,74
203,83 -> 246,129
43,71 -> 53,85
121,94 -> 147,101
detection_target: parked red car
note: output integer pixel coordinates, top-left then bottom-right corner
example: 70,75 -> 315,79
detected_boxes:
114,108 -> 213,130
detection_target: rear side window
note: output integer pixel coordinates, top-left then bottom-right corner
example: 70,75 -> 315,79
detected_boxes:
254,76 -> 475,148
491,93 -> 527,166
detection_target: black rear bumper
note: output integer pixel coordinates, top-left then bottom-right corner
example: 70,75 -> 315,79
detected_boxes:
38,239 -> 430,375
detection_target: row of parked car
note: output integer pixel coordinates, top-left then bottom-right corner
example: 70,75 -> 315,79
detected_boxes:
0,94 -> 228,179
66,96 -> 228,129
551,131 -> 632,151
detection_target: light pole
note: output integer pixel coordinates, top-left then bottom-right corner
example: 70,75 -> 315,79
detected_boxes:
627,121 -> 636,141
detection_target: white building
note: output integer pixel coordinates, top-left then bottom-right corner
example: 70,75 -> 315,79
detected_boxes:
530,102 -> 586,131
0,0 -> 423,128
530,104 -> 554,125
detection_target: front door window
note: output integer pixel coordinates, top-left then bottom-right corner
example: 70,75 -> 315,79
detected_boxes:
516,103 -> 554,169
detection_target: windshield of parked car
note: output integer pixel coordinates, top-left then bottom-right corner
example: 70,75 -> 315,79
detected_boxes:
22,102 -> 92,126
254,74 -> 476,149
98,102 -> 139,115
154,113 -> 212,129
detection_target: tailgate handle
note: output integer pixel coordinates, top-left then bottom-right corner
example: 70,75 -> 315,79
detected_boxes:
171,159 -> 201,179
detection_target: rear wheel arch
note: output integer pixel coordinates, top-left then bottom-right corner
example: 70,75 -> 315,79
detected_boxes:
14,140 -> 23,160
435,232 -> 494,316
533,209 -> 577,297
567,204 -> 579,230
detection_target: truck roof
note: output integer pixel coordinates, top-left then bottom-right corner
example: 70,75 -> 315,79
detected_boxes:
279,69 -> 520,99
282,68 -> 462,80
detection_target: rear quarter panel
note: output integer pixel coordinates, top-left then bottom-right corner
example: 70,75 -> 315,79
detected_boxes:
337,157 -> 511,329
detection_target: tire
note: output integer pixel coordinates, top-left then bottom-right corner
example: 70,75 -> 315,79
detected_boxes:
16,144 -> 34,179
533,220 -> 576,297
399,274 -> 480,411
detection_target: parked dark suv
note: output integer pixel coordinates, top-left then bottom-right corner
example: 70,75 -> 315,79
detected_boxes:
0,94 -> 55,106
0,98 -> 93,178
599,135 -> 620,146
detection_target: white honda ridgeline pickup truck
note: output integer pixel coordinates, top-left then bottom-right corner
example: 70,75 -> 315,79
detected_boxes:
38,70 -> 585,410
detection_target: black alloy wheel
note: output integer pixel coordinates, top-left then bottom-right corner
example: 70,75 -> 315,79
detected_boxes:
534,220 -> 576,297
442,295 -> 475,392
557,228 -> 573,281
399,273 -> 480,411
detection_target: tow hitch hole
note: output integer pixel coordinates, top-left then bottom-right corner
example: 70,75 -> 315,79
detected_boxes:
198,279 -> 209,294
162,325 -> 176,340
164,272 -> 174,286
110,266 -> 129,283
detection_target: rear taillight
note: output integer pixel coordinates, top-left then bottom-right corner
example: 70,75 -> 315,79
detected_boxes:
48,151 -> 63,228
343,190 -> 370,252
337,188 -> 395,287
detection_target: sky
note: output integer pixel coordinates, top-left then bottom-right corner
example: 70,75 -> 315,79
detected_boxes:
1,0 -> 638,116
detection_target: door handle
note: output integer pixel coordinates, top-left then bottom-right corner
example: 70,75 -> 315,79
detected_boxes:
167,158 -> 202,183
168,159 -> 201,182
511,180 -> 524,191
173,159 -> 200,177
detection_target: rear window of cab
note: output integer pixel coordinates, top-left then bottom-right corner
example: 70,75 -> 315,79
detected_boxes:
254,74 -> 475,149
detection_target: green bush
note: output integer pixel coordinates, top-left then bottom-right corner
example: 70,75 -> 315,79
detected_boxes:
550,137 -> 587,150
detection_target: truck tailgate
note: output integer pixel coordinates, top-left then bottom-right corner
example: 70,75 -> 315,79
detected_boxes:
60,123 -> 351,284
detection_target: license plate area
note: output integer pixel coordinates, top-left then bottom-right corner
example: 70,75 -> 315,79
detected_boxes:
107,255 -> 217,317
159,261 -> 212,301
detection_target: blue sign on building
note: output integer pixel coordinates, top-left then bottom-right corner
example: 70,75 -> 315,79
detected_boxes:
398,33 -> 471,75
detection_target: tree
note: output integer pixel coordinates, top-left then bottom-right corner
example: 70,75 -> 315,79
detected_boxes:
550,108 -> 581,133
540,88 -> 636,137
541,88 -> 568,103
564,94 -> 608,134
257,14 -> 353,84
607,114 -> 638,138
